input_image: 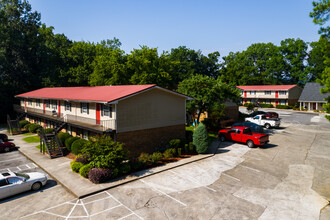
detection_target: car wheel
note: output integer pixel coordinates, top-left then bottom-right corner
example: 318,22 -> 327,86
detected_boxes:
247,140 -> 255,148
219,135 -> 226,142
31,182 -> 42,191
4,147 -> 10,152
265,123 -> 271,129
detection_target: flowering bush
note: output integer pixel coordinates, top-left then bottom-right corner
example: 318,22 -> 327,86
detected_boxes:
138,153 -> 151,164
88,168 -> 113,184
75,154 -> 89,164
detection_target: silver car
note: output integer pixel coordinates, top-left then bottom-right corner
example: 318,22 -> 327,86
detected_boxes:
0,172 -> 47,200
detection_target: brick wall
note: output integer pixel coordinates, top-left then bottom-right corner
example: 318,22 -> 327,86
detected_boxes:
117,124 -> 185,158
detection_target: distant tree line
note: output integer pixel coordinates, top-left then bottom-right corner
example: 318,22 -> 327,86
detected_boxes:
0,0 -> 328,122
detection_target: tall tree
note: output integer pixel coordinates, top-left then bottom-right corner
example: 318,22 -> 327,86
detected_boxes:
177,74 -> 240,123
89,39 -> 129,86
0,0 -> 42,121
280,38 -> 309,85
310,0 -> 330,117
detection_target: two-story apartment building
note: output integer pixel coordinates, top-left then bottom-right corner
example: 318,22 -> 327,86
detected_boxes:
237,85 -> 302,106
15,85 -> 192,156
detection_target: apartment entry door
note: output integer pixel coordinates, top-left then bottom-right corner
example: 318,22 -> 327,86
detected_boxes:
96,104 -> 101,125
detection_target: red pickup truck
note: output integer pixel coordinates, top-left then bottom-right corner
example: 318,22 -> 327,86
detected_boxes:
218,126 -> 269,148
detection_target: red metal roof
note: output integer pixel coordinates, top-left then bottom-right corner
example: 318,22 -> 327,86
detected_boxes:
16,85 -> 161,102
237,85 -> 297,91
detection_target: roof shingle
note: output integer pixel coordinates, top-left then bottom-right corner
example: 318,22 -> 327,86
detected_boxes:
298,82 -> 329,102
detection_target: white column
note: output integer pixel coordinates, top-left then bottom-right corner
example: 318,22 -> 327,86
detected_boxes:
308,102 -> 311,110
300,102 -> 302,110
316,103 -> 318,110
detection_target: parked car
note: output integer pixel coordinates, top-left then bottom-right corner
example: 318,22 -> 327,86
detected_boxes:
0,140 -> 16,152
245,114 -> 281,129
249,111 -> 267,117
266,111 -> 279,118
0,133 -> 8,142
0,172 -> 47,200
232,122 -> 265,134
218,126 -> 269,148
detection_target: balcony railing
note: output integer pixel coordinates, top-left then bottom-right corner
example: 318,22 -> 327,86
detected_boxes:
13,104 -> 116,131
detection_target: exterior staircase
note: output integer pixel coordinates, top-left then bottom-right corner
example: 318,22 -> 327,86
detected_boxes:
39,128 -> 63,159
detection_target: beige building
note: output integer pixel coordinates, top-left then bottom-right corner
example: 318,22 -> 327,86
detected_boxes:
237,85 -> 302,106
15,85 -> 192,156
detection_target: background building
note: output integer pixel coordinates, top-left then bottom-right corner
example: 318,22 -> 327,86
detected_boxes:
298,82 -> 329,111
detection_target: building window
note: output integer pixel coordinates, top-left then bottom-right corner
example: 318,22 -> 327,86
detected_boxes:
264,91 -> 271,95
36,99 -> 41,107
102,105 -> 112,118
279,91 -> 287,95
265,100 -> 271,104
51,100 -> 57,110
21,100 -> 25,106
45,100 -> 50,108
65,101 -> 71,111
28,99 -> 32,106
280,100 -> 286,105
250,91 -> 256,95
81,103 -> 89,114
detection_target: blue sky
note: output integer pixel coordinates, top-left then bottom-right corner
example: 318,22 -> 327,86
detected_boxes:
29,0 -> 321,57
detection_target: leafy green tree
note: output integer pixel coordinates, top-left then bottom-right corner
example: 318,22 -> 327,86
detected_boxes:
307,39 -> 327,81
89,39 -> 129,86
310,0 -> 330,119
126,46 -> 176,89
177,74 -> 240,123
280,38 -> 309,85
193,123 -> 209,154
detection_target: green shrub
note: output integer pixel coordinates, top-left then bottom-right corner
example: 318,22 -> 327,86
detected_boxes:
189,142 -> 195,153
58,132 -> 72,145
276,105 -> 292,109
81,135 -> 128,172
24,123 -> 32,130
246,102 -> 256,112
259,103 -> 274,108
184,144 -> 189,154
79,164 -> 93,178
44,128 -> 54,134
138,153 -> 151,164
29,124 -> 41,133
71,139 -> 88,155
65,137 -> 80,151
151,152 -> 163,164
168,139 -> 182,149
163,148 -> 175,159
118,163 -> 131,175
19,120 -> 30,128
177,148 -> 182,156
71,161 -> 84,173
193,123 -> 209,154
325,115 -> 330,122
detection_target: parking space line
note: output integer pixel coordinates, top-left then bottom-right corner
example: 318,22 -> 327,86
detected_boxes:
83,196 -> 112,205
0,158 -> 23,163
222,173 -> 240,181
42,211 -> 67,218
239,164 -> 260,173
80,199 -> 89,217
169,170 -> 216,192
89,205 -> 122,217
26,164 -> 31,169
139,179 -> 187,207
65,199 -> 79,220
118,213 -> 134,220
7,168 -> 11,172
105,191 -> 144,220
16,166 -> 21,171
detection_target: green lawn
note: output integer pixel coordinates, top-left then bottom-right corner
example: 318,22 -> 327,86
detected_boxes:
22,132 -> 34,136
22,136 -> 40,143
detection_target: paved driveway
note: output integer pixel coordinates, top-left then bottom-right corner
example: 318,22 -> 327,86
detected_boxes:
1,111 -> 330,219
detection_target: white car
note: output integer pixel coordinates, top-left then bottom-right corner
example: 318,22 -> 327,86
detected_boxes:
0,172 -> 48,199
245,114 -> 281,129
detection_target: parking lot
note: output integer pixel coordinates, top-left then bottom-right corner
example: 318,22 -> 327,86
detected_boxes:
1,109 -> 330,219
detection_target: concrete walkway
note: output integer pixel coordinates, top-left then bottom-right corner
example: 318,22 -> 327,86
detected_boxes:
10,133 -> 218,198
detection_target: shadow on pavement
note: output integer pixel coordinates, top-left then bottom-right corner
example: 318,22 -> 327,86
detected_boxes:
259,144 -> 278,149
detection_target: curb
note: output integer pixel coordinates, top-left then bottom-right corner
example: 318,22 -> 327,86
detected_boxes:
18,148 -> 79,198
19,143 -> 219,199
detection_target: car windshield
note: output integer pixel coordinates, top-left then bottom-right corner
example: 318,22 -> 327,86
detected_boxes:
14,173 -> 30,180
